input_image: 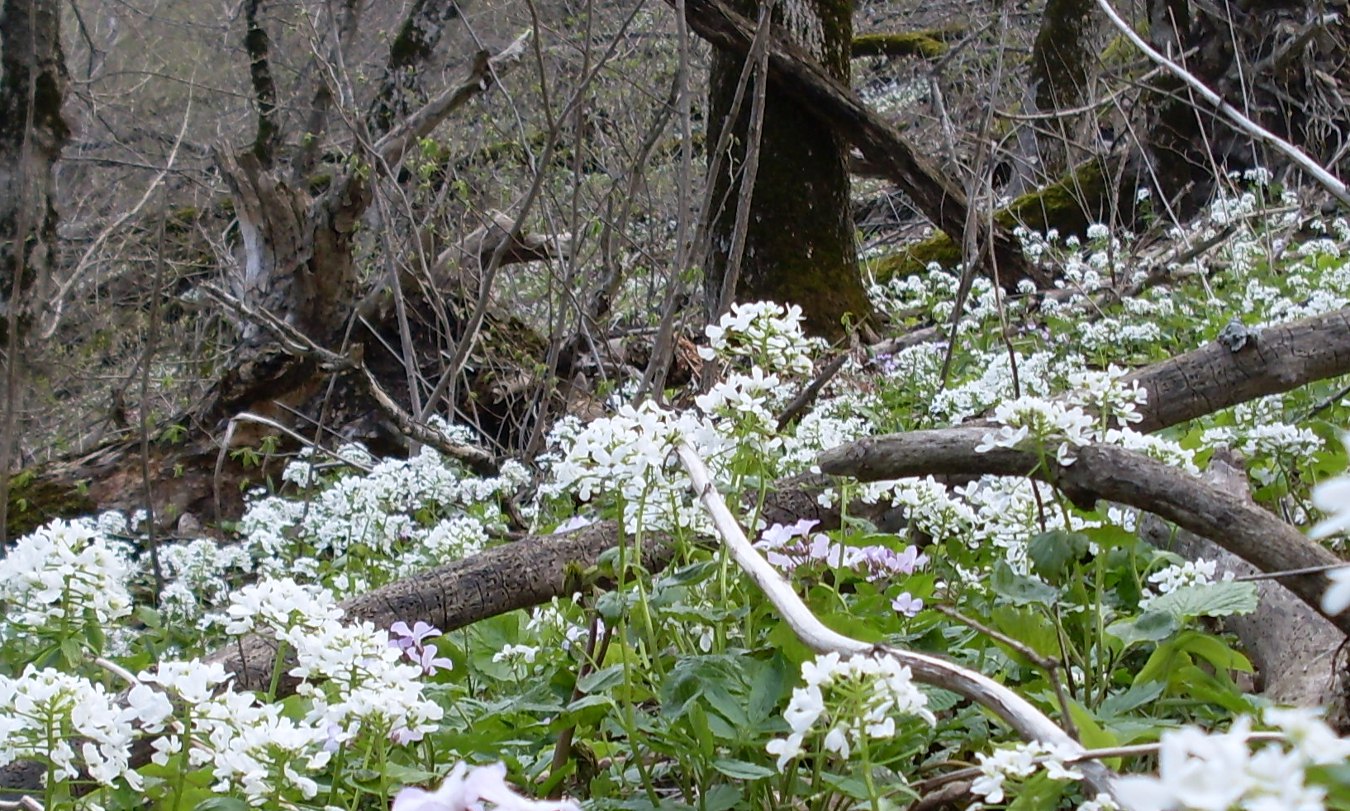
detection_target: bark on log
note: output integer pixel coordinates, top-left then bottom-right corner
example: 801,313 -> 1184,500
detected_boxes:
1125,307 -> 1350,433
672,0 -> 1046,290
1138,450 -> 1348,723
818,429 -> 1350,635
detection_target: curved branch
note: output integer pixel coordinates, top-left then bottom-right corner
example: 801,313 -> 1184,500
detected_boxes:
676,443 -> 1130,807
818,429 -> 1350,635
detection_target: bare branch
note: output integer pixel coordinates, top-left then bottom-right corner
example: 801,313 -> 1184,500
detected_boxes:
1096,0 -> 1350,208
675,441 -> 1129,805
818,430 -> 1350,635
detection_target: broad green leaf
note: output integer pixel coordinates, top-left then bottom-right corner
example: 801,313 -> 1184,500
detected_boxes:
1107,609 -> 1179,648
192,798 -> 250,811
1100,680 -> 1166,718
711,758 -> 776,780
1147,581 -> 1258,620
990,605 -> 1060,660
576,665 -> 625,694
991,560 -> 1060,606
702,784 -> 743,811
1027,530 -> 1090,582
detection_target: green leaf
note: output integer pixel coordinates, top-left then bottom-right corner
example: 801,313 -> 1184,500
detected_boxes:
1007,771 -> 1068,809
1147,581 -> 1258,620
701,784 -> 743,811
711,758 -> 776,780
1106,610 -> 1179,648
59,637 -> 84,667
991,560 -> 1059,606
1027,530 -> 1090,582
1099,681 -> 1166,718
990,605 -> 1060,660
576,665 -> 625,694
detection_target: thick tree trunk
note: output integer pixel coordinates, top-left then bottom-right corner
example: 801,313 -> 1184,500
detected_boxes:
0,0 -> 67,334
1026,0 -> 1096,179
705,0 -> 875,338
0,0 -> 69,541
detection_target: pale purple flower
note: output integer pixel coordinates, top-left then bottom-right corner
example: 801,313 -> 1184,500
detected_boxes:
757,519 -> 819,548
390,621 -> 453,675
390,621 -> 440,651
891,592 -> 923,617
552,515 -> 595,534
418,643 -> 455,676
393,761 -> 580,811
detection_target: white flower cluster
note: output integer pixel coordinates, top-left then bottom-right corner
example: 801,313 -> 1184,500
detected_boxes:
291,619 -> 445,746
698,300 -> 822,375
976,396 -> 1096,465
157,537 -> 255,627
1145,558 -> 1219,598
545,400 -> 725,534
695,367 -> 788,441
393,760 -> 580,811
765,651 -> 935,770
130,659 -> 335,804
0,665 -> 140,788
236,442 -> 516,590
134,578 -> 446,803
970,740 -> 1084,804
779,393 -> 876,474
0,517 -> 134,644
883,477 -> 978,543
973,368 -> 1196,474
1115,708 -> 1350,811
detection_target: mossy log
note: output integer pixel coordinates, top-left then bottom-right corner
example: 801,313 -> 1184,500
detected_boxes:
865,157 -> 1114,281
851,29 -> 960,60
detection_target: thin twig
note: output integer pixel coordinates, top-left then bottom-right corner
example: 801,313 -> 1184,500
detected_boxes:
1095,0 -> 1350,208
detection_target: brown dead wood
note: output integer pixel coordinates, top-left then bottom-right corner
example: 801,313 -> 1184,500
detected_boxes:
819,429 -> 1350,636
1139,450 -> 1348,723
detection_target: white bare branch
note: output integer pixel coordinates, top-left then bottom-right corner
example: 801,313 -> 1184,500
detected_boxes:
674,441 -> 1132,807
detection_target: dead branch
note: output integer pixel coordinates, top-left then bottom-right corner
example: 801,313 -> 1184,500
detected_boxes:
1139,449 -> 1348,722
818,428 -> 1350,635
1126,306 -> 1350,433
209,520 -> 676,690
374,32 -> 532,170
676,442 -> 1131,807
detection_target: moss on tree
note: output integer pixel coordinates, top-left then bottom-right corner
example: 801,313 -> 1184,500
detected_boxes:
851,30 -> 958,60
4,472 -> 95,538
867,159 -> 1112,282
707,0 -> 875,338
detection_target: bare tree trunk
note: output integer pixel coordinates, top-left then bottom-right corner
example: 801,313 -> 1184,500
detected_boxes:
705,0 -> 875,339
0,0 -> 69,542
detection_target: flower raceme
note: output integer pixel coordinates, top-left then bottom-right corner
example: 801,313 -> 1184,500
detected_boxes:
765,651 -> 935,771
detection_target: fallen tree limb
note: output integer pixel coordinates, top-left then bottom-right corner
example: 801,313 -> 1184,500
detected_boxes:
209,519 -> 675,690
1138,449 -> 1348,723
1124,307 -> 1350,433
675,442 -> 1131,807
818,428 -> 1350,636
